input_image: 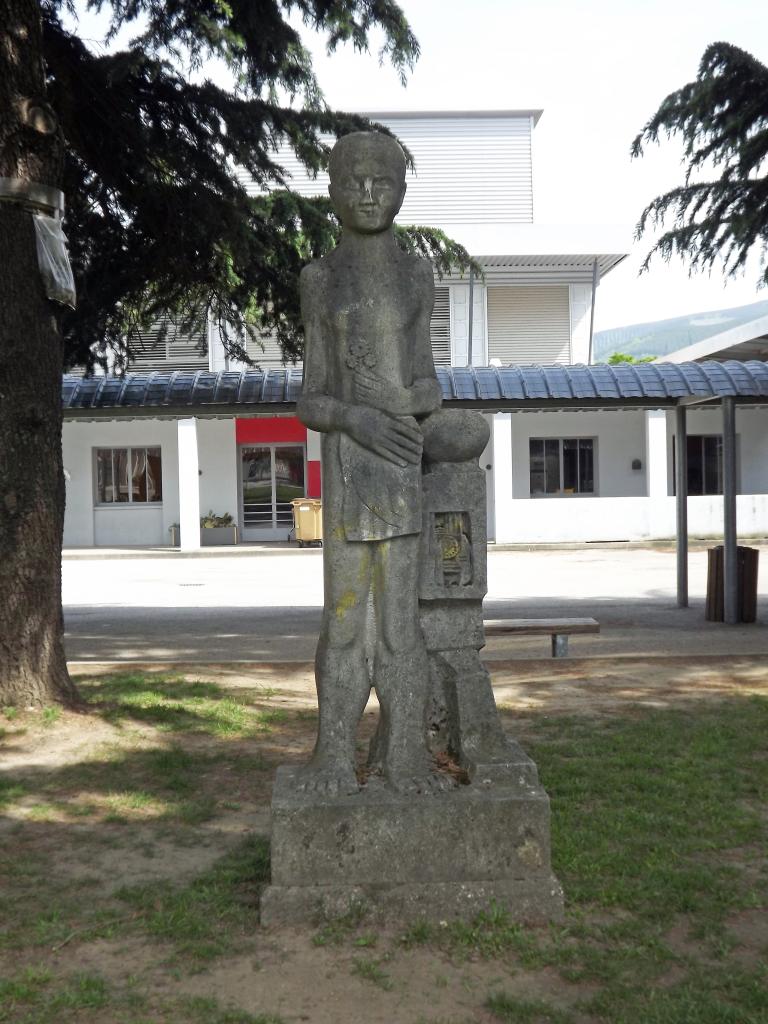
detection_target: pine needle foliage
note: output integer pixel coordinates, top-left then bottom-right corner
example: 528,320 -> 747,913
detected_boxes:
632,42 -> 768,288
41,0 -> 476,370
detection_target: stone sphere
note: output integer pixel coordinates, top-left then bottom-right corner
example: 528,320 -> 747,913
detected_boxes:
421,409 -> 490,462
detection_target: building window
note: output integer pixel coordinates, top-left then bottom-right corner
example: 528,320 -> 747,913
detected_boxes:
95,447 -> 163,504
430,286 -> 451,365
126,316 -> 208,372
450,283 -> 487,366
674,435 -> 724,495
529,438 -> 595,496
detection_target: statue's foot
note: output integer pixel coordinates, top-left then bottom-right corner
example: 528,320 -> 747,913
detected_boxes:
294,754 -> 359,797
384,757 -> 455,796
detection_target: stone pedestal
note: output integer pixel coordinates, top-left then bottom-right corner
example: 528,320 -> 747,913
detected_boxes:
260,764 -> 564,926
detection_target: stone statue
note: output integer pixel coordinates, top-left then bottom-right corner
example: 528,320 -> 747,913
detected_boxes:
296,131 -> 446,796
262,131 -> 563,927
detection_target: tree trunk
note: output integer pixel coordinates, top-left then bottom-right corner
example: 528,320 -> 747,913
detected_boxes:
0,0 -> 78,706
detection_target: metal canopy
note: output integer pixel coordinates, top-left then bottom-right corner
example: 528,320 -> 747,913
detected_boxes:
62,360 -> 768,419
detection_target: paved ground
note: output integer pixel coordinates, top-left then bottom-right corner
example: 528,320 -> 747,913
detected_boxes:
63,543 -> 768,663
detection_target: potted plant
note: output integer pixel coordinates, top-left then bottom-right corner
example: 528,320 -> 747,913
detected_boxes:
200,511 -> 238,546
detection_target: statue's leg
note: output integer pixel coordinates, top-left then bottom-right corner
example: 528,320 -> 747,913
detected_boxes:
373,536 -> 451,794
296,536 -> 373,797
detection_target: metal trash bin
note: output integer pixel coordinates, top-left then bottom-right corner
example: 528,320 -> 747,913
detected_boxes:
705,545 -> 759,623
291,498 -> 323,547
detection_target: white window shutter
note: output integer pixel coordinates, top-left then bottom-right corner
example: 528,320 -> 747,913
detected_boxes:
450,284 -> 486,366
451,286 -> 469,365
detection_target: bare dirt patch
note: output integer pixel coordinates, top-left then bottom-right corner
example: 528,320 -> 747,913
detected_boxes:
725,908 -> 768,966
170,936 -> 594,1024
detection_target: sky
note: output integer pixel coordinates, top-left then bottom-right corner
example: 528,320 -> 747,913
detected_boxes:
293,0 -> 767,332
70,0 -> 768,333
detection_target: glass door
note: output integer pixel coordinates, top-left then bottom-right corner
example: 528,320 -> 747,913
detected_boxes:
273,446 -> 306,531
240,444 -> 306,540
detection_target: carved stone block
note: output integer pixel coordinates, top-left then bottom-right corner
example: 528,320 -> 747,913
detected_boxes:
260,766 -> 564,926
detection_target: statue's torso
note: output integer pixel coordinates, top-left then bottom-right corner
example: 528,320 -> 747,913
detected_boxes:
308,249 -> 431,543
315,251 -> 428,408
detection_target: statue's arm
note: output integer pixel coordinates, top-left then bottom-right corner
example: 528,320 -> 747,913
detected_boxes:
352,260 -> 442,417
409,262 -> 443,415
296,264 -> 347,434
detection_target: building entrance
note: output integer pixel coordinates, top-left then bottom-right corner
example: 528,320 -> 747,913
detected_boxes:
239,444 -> 306,541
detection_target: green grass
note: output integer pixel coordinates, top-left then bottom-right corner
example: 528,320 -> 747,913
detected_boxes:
41,706 -> 61,727
0,743 -> 230,824
76,672 -> 278,737
2,835 -> 268,962
116,835 -> 270,960
486,992 -> 575,1023
582,963 -> 768,1023
535,703 -> 767,923
0,968 -> 284,1024
0,967 -> 109,1023
395,697 -> 768,1023
0,778 -> 26,810
312,899 -> 371,946
177,996 -> 285,1023
0,680 -> 274,826
2,680 -> 767,1023
350,956 -> 393,990
0,672 -> 278,828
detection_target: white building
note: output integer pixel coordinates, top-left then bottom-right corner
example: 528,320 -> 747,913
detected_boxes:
61,110 -> 768,549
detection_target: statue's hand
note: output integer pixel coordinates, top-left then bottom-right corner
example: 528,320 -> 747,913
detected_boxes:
353,369 -> 405,413
343,406 -> 423,467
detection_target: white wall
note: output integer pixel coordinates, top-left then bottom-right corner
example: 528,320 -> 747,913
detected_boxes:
241,113 -> 535,227
490,406 -> 768,543
62,424 -> 98,547
569,284 -> 592,364
198,419 -> 239,523
494,494 -> 768,544
738,409 -> 768,494
63,419 -> 180,547
62,404 -> 765,548
506,410 -> 648,500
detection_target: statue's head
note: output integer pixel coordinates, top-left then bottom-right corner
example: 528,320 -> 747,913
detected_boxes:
328,131 -> 407,235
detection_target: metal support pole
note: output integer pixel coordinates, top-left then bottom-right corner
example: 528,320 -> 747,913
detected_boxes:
587,258 -> 599,365
722,396 -> 738,624
467,268 -> 474,367
551,634 -> 569,658
675,405 -> 689,607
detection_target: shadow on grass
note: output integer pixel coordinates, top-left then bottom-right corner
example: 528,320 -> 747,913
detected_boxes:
71,672 -> 284,736
115,833 -> 270,959
1,673 -> 309,826
1,827 -> 271,969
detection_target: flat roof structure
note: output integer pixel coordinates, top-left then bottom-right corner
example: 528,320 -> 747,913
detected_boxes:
657,314 -> 768,365
61,361 -> 768,420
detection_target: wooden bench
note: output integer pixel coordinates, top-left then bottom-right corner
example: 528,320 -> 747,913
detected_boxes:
483,617 -> 600,658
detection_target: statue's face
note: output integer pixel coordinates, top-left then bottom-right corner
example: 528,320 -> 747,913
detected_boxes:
329,141 -> 406,234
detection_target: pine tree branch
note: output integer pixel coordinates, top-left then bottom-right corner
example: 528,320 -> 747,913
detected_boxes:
632,41 -> 768,289
39,3 -> 433,371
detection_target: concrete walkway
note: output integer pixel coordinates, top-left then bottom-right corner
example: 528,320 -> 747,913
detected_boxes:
63,544 -> 768,664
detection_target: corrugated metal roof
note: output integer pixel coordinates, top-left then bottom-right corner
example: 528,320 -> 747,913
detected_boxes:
237,113 -> 535,226
61,361 -> 768,418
